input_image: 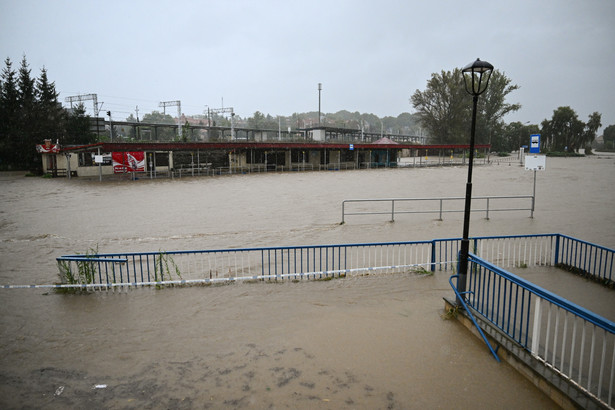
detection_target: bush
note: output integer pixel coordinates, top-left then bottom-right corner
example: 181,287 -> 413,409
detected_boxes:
546,151 -> 584,157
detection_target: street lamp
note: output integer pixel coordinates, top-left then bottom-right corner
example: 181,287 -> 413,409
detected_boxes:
457,58 -> 494,301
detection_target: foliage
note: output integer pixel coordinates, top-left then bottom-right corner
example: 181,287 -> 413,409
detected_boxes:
247,111 -> 266,129
410,68 -> 520,148
545,151 -> 584,157
142,110 -> 175,124
0,55 -> 96,171
253,110 -> 420,135
501,121 -> 540,152
441,304 -> 460,320
540,107 -> 601,152
64,103 -> 97,145
56,246 -> 99,293
474,71 -> 521,150
154,252 -> 182,284
411,69 -> 468,144
603,125 -> 615,150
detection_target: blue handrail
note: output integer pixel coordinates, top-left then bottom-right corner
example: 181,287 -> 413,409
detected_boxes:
449,274 -> 501,362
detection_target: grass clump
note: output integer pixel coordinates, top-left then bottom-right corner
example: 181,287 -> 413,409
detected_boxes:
153,251 -> 182,288
56,246 -> 100,294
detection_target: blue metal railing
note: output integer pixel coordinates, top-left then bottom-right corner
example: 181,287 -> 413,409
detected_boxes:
53,234 -> 613,290
449,273 -> 501,362
55,241 -> 440,289
555,234 -> 614,285
462,252 -> 615,407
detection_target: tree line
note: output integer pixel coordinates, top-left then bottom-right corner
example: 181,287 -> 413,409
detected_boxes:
411,68 -> 604,153
0,56 -> 95,171
2,55 -> 610,171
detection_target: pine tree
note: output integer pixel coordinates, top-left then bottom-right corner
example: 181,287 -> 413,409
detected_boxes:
35,66 -> 63,143
0,57 -> 19,169
16,55 -> 38,169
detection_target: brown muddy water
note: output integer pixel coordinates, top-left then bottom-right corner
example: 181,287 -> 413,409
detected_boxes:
1,153 -> 614,409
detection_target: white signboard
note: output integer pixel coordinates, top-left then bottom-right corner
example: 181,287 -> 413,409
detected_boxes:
525,155 -> 546,171
94,155 -> 105,164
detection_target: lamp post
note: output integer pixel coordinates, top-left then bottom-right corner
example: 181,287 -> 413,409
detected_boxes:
458,58 -> 494,301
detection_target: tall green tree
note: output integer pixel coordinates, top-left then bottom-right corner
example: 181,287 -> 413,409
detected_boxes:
1,55 -> 99,170
475,71 -> 521,150
15,56 -> 39,168
583,112 -> 602,149
603,124 -> 615,150
0,57 -> 19,168
540,107 -> 601,152
63,103 -> 96,145
35,66 -> 63,142
410,68 -> 520,147
410,68 -> 468,144
501,122 -> 539,152
248,111 -> 266,129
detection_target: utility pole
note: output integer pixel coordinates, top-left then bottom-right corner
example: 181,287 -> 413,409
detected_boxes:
159,100 -> 182,138
135,106 -> 141,140
318,83 -> 322,125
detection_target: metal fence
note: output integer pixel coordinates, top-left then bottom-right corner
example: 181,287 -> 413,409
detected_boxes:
52,234 -> 612,290
555,234 -> 615,285
341,195 -> 536,223
463,253 -> 615,408
55,241 -> 441,290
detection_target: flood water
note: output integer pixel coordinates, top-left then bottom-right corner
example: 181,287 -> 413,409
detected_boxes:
1,153 -> 614,409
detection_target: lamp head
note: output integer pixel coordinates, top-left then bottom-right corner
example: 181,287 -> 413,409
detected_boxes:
462,58 -> 494,96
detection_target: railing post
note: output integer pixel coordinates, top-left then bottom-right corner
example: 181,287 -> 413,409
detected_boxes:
554,234 -> 560,266
439,199 -> 443,221
486,198 -> 490,220
531,169 -> 536,218
341,201 -> 345,224
430,240 -> 436,272
391,200 -> 395,222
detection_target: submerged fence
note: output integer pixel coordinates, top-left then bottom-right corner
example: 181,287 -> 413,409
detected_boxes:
51,233 -> 613,290
464,252 -> 615,408
341,195 -> 536,223
54,241 -> 439,290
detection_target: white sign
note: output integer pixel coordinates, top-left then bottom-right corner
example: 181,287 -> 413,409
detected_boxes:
525,155 -> 546,171
94,155 -> 105,164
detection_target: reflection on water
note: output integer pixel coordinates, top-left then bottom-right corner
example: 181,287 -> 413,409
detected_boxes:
0,154 -> 613,408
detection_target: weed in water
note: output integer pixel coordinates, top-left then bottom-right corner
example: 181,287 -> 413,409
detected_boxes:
441,304 -> 461,320
153,251 -> 182,288
412,267 -> 433,276
56,246 -> 100,294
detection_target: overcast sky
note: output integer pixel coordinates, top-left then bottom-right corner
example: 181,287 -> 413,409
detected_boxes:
1,0 -> 614,132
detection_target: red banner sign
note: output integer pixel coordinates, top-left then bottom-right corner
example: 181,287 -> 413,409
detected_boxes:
36,141 -> 60,153
112,152 -> 145,173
